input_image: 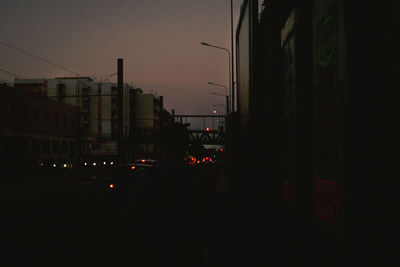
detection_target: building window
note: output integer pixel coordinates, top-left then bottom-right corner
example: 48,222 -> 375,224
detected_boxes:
43,140 -> 50,154
69,142 -> 75,155
52,140 -> 59,154
32,139 -> 40,157
34,108 -> 40,128
23,105 -> 29,126
63,115 -> 68,130
8,103 -> 16,128
58,84 -> 65,100
70,117 -> 75,130
61,141 -> 68,153
82,113 -> 89,129
54,114 -> 59,130
82,99 -> 89,111
44,110 -> 50,129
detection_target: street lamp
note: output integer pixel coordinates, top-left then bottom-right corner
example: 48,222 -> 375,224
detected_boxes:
230,0 -> 234,113
208,81 -> 229,116
201,42 -> 231,114
208,81 -> 227,95
211,92 -> 229,116
212,104 -> 225,114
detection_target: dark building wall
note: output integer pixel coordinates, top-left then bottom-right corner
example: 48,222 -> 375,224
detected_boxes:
0,85 -> 79,137
162,123 -> 188,159
0,85 -> 80,167
341,1 -> 400,264
235,0 -> 399,264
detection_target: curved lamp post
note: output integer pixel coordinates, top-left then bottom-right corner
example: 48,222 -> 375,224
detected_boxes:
208,81 -> 229,116
201,42 -> 231,114
210,91 -> 229,116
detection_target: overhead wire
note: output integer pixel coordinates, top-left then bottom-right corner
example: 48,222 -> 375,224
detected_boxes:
0,78 -> 13,84
0,40 -> 82,77
0,67 -> 25,79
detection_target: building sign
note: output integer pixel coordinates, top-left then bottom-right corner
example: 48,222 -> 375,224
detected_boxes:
90,141 -> 117,155
314,178 -> 340,227
314,0 -> 344,224
315,0 -> 342,174
316,14 -> 336,68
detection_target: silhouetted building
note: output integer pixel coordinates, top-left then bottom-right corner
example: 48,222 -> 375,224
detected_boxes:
0,83 -> 79,168
132,93 -> 166,159
14,77 -> 138,159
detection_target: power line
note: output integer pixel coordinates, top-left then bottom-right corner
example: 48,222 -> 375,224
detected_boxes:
0,67 -> 25,79
0,78 -> 13,84
0,40 -> 81,76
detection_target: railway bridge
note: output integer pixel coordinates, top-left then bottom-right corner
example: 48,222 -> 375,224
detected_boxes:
173,115 -> 226,146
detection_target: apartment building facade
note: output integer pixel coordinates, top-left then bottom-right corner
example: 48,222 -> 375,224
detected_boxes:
0,83 -> 79,168
14,77 -> 138,159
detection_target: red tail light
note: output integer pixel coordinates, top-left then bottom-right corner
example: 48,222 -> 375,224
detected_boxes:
131,166 -> 136,170
109,184 -> 114,189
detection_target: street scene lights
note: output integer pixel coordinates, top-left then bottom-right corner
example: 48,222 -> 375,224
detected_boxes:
212,104 -> 226,114
201,42 -> 231,114
211,92 -> 229,116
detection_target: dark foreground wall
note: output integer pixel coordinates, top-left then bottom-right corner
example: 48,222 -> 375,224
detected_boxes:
233,0 -> 400,264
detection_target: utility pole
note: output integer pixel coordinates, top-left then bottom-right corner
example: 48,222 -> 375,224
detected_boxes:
231,0 -> 235,112
118,58 -> 123,163
159,96 -> 164,160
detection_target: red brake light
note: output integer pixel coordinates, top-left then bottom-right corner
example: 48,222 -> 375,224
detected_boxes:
141,159 -> 146,163
109,184 -> 114,189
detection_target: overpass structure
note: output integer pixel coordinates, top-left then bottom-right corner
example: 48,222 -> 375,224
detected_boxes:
173,115 -> 226,145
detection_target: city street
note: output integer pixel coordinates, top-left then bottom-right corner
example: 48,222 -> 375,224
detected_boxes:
1,1 -> 398,266
2,164 -> 246,266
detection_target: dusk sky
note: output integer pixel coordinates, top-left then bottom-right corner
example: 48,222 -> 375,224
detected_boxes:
0,0 -> 258,117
